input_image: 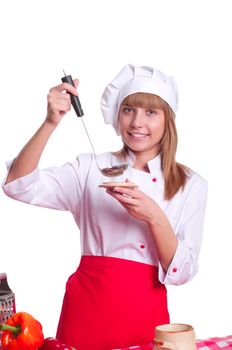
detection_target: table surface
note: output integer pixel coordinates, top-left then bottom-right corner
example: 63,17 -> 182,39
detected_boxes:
113,335 -> 232,349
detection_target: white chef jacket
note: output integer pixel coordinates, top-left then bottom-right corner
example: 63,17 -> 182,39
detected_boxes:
2,150 -> 208,286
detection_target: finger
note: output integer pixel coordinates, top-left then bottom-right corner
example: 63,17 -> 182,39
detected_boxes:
47,92 -> 71,108
61,81 -> 78,95
73,79 -> 79,88
52,100 -> 71,113
49,82 -> 78,96
113,186 -> 140,198
47,93 -> 71,114
106,189 -> 135,203
106,187 -> 133,199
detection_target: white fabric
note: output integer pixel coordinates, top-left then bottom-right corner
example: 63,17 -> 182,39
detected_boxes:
2,151 -> 207,286
100,64 -> 178,135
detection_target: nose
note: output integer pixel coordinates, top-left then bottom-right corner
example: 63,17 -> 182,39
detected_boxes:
130,110 -> 144,128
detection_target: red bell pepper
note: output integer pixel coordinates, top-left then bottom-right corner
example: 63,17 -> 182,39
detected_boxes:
0,311 -> 44,350
39,337 -> 76,350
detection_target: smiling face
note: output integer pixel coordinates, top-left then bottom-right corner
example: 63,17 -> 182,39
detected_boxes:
118,93 -> 166,162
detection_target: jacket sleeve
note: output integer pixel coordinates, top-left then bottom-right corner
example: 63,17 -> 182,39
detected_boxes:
1,154 -> 92,215
158,174 -> 208,285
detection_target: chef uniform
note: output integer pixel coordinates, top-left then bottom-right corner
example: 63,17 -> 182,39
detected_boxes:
2,64 -> 208,350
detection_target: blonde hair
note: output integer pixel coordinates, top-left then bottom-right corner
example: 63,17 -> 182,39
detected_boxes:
114,92 -> 189,200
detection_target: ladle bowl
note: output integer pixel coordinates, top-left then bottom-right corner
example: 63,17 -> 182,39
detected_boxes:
100,164 -> 128,177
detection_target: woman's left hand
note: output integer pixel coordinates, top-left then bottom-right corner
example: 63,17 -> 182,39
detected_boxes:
107,182 -> 178,272
106,184 -> 158,225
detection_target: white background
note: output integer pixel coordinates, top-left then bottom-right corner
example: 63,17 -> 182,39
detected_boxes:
0,0 -> 232,342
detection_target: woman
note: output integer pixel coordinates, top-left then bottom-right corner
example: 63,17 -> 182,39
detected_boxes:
2,64 -> 208,349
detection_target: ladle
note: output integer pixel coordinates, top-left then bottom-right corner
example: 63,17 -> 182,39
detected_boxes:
61,72 -> 128,177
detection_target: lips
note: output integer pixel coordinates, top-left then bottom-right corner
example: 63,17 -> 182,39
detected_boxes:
128,131 -> 149,139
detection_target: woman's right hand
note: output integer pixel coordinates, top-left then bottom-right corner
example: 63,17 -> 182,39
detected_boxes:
4,79 -> 80,184
46,79 -> 79,125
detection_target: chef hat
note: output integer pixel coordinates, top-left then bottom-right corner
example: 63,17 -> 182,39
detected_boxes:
100,63 -> 178,135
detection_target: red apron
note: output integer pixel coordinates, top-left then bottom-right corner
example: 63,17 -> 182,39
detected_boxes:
56,256 -> 169,350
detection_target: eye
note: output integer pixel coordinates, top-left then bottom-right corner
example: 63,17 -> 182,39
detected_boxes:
146,109 -> 157,116
122,106 -> 134,113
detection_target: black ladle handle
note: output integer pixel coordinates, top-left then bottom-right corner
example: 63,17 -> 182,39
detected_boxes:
61,74 -> 84,117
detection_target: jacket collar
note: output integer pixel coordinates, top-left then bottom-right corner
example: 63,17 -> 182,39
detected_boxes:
125,149 -> 162,175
